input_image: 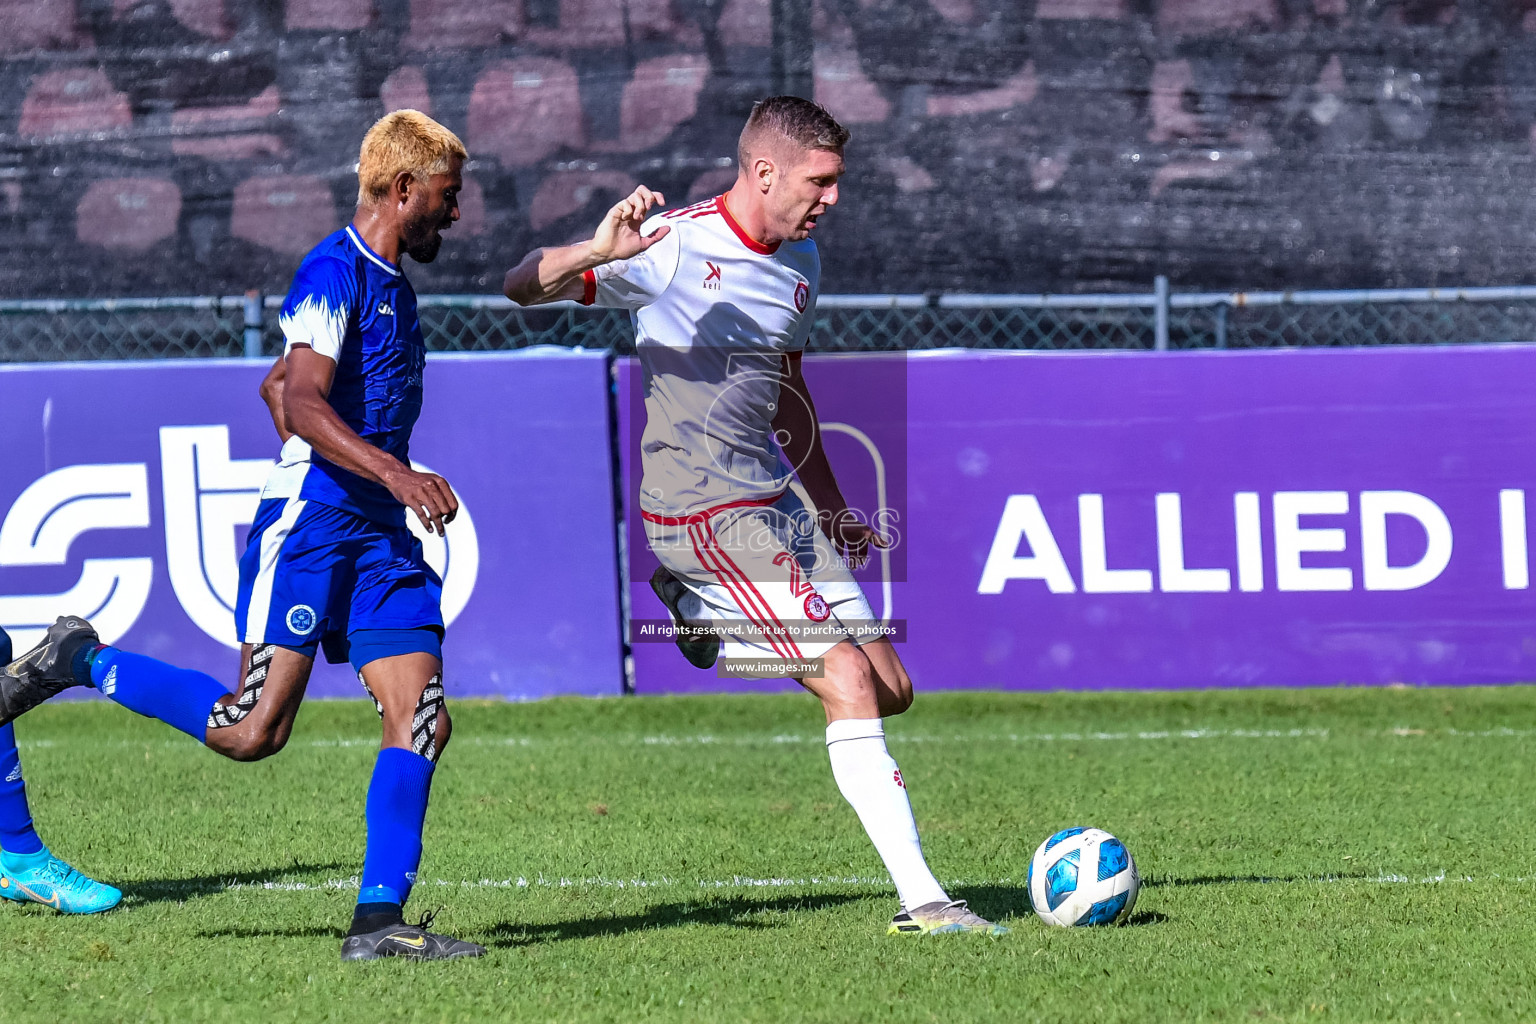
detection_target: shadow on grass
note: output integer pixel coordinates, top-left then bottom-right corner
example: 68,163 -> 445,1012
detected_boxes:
951,884 -> 1030,920
486,892 -> 872,948
953,884 -> 1167,928
1143,872 -> 1371,889
196,925 -> 344,940
120,862 -> 352,906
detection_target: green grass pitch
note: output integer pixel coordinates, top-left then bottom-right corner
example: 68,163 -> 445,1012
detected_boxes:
3,686 -> 1536,1022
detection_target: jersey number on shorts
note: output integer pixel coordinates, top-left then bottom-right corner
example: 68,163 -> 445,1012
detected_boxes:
772,552 -> 831,622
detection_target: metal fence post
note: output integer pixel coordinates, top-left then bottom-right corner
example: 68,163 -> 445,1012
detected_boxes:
1215,301 -> 1228,349
771,0 -> 814,98
1153,275 -> 1170,351
243,290 -> 263,358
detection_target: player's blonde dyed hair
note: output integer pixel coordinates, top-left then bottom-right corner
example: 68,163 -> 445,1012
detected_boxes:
356,110 -> 467,207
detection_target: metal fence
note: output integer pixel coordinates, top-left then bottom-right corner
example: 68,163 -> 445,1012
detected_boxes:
5,279 -> 1536,362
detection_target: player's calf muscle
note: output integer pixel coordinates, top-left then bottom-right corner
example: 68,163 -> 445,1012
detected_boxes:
811,641 -> 913,720
877,682 -> 914,718
865,640 -> 914,716
210,723 -> 286,762
360,653 -> 449,760
204,644 -> 311,762
377,693 -> 449,758
205,691 -> 304,760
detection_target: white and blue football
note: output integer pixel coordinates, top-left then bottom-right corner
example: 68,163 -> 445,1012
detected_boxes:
1027,826 -> 1139,927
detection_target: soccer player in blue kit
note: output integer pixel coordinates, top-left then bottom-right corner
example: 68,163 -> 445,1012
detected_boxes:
0,110 -> 482,961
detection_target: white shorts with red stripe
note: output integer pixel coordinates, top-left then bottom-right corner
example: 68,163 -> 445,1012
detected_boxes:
642,487 -> 877,661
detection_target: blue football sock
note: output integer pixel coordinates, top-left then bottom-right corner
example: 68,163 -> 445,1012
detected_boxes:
89,647 -> 231,744
0,723 -> 42,856
0,631 -> 41,857
358,747 -> 435,910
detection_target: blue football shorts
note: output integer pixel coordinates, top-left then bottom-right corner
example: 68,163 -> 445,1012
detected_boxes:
234,496 -> 444,666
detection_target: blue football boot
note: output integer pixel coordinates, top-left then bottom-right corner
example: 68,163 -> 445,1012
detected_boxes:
0,848 -> 122,914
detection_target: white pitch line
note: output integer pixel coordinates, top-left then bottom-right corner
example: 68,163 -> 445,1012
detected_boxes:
220,874 -> 901,893
134,870 -> 1534,898
12,728 -> 1331,753
39,724 -> 1536,752
298,730 -> 1336,748
14,729 -> 1331,751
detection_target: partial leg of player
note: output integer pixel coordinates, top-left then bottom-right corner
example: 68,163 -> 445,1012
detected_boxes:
2,616 -> 232,742
1,619 -> 483,953
342,649 -> 483,962
812,640 -> 1007,937
0,628 -> 120,914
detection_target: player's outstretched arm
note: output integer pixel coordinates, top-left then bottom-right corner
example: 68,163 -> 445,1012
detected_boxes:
258,355 -> 294,444
282,344 -> 459,535
775,353 -> 889,569
502,185 -> 670,305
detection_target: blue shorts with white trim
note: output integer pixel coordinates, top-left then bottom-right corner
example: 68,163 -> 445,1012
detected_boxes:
234,497 -> 444,665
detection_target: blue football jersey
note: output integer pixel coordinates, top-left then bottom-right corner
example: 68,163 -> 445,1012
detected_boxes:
269,225 -> 425,526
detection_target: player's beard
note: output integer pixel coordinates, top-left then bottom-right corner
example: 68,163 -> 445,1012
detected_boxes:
404,210 -> 445,263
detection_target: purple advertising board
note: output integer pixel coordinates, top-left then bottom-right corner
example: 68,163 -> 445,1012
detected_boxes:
0,350 -> 624,700
624,345 -> 1536,692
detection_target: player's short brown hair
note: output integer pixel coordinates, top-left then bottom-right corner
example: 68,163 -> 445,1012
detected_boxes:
737,96 -> 849,169
356,109 -> 467,207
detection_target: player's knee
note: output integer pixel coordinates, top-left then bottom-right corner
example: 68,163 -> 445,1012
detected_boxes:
434,703 -> 453,754
821,642 -> 879,706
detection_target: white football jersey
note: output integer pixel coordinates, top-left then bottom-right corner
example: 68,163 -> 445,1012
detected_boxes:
582,194 -> 820,518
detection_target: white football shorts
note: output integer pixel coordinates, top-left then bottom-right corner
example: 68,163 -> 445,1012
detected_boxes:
642,487 -> 878,662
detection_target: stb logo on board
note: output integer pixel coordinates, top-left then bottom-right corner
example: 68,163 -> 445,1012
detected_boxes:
977,490 -> 1533,595
0,425 -> 479,651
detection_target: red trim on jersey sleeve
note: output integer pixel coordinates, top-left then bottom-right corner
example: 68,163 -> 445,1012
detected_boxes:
665,198 -> 718,219
716,195 -> 780,256
580,269 -> 596,305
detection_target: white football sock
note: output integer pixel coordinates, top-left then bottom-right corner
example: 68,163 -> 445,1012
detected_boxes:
825,718 -> 949,912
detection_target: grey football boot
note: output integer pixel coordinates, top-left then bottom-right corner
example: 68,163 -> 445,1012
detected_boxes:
649,565 -> 719,669
0,616 -> 98,726
341,913 -> 486,962
889,900 -> 1009,936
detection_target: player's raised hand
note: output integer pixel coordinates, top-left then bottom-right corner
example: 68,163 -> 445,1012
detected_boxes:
590,186 -> 669,263
383,463 -> 459,536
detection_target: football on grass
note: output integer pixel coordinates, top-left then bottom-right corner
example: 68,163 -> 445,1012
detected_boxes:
1027,826 -> 1139,927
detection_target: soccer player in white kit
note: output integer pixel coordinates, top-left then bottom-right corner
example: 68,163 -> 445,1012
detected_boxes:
503,96 -> 1004,936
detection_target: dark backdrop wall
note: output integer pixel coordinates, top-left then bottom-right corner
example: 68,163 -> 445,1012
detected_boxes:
3,0 -> 1535,297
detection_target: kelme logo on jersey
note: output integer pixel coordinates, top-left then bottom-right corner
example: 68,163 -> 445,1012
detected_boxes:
287,604 -> 317,635
703,262 -> 722,290
794,281 -> 809,312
